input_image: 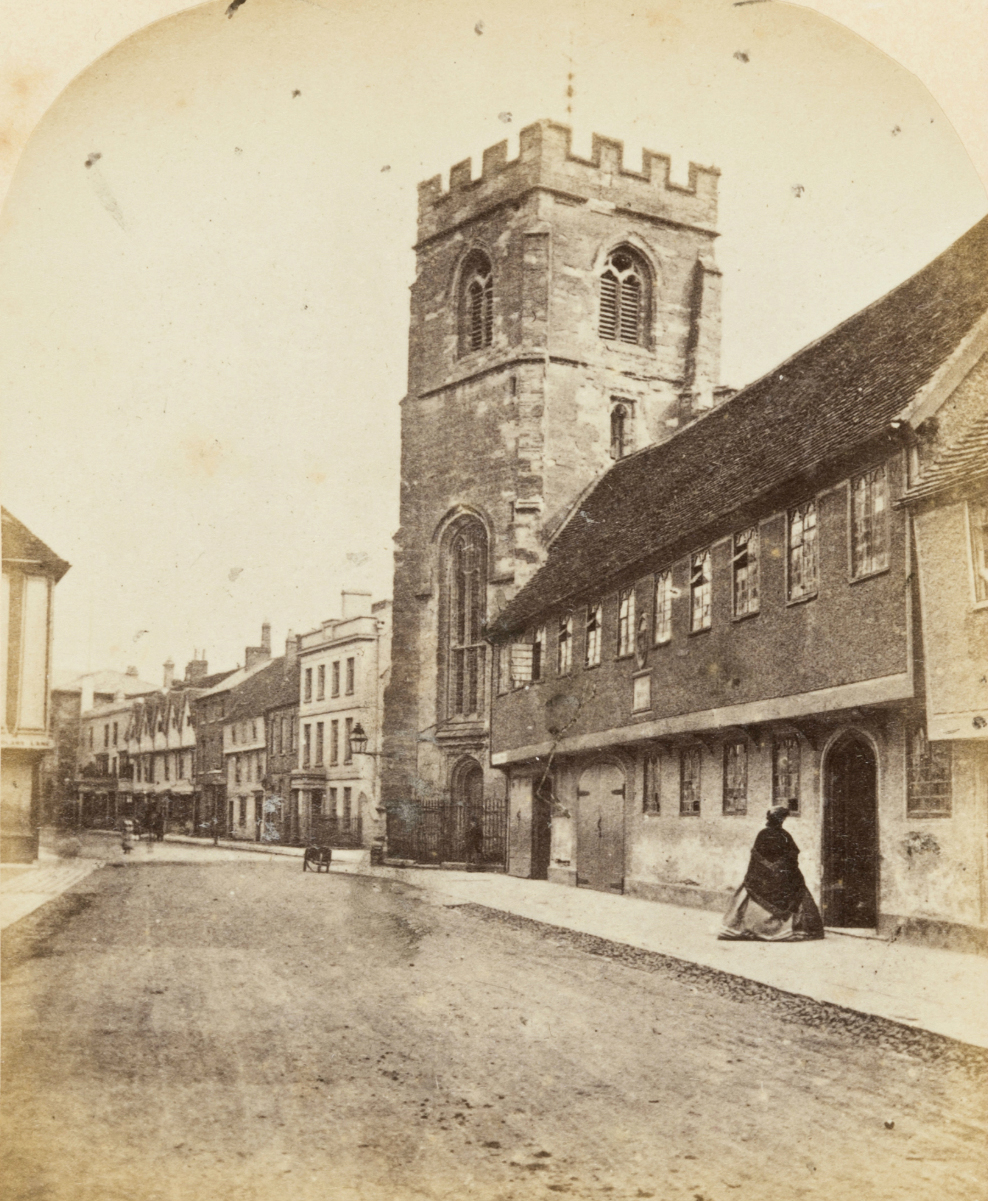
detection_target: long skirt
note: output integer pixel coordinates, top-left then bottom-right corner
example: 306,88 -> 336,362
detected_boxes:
718,884 -> 824,942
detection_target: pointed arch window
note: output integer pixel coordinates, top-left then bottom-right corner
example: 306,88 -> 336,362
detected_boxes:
444,519 -> 488,719
599,247 -> 648,345
460,251 -> 494,353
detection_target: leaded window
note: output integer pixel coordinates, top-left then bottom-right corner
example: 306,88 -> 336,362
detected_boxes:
599,248 -> 647,344
643,748 -> 662,814
461,251 -> 493,352
773,736 -> 800,814
733,527 -> 760,617
557,614 -> 573,676
531,626 -> 545,682
690,550 -> 712,632
618,588 -> 636,656
788,501 -> 819,600
446,520 -> 487,719
851,466 -> 889,577
585,603 -> 602,667
723,741 -> 748,815
907,725 -> 952,816
680,747 -> 701,815
654,570 -> 673,645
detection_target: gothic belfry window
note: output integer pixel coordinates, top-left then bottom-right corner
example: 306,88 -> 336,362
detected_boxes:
445,518 -> 488,719
460,251 -> 493,353
599,247 -> 648,345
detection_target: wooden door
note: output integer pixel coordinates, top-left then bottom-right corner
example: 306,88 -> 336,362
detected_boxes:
576,763 -> 626,893
823,734 -> 878,927
531,777 -> 553,880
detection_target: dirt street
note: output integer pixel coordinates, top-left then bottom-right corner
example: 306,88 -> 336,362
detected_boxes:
2,849 -> 986,1201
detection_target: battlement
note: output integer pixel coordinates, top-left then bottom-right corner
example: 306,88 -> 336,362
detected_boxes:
416,120 -> 719,244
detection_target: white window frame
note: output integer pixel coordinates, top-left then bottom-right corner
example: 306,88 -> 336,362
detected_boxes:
617,588 -> 636,657
788,501 -> 819,602
690,550 -> 712,633
653,570 -> 673,645
585,603 -> 602,668
732,527 -> 760,618
557,614 -> 573,676
849,465 -> 890,579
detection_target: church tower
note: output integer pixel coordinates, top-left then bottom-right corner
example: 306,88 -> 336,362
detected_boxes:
382,120 -> 722,864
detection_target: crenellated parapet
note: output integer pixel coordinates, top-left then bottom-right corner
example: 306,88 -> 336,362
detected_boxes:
416,119 -> 719,244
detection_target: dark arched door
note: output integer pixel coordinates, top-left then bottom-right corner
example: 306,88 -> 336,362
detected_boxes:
823,733 -> 878,928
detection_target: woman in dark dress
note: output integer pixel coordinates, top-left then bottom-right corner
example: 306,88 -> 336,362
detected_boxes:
719,805 -> 824,941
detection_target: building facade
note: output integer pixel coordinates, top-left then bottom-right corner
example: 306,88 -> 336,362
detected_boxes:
1,510 -> 70,861
222,644 -> 299,842
292,594 -> 391,848
193,625 -> 272,837
382,120 -> 724,865
489,216 -> 988,952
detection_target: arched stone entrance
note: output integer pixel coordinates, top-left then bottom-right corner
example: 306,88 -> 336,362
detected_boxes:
576,762 -> 626,893
822,732 -> 879,928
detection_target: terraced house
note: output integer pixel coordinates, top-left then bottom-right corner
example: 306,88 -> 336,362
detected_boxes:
488,216 -> 988,953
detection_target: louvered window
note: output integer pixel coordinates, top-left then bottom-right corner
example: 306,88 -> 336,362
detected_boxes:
599,248 -> 647,345
460,251 -> 494,353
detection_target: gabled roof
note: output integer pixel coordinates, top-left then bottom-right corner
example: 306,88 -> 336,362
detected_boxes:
2,509 -> 70,581
224,656 -> 300,722
899,406 -> 988,504
494,214 -> 988,635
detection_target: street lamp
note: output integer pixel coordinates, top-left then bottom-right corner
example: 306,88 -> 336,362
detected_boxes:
349,722 -> 370,757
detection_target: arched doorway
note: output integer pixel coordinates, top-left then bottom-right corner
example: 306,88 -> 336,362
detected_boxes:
823,732 -> 879,928
446,758 -> 486,865
576,762 -> 626,893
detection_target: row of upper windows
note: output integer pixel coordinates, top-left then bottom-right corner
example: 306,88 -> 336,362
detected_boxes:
636,723 -> 950,818
301,717 -> 354,768
303,658 -> 355,703
458,245 -> 650,354
499,466 -> 892,689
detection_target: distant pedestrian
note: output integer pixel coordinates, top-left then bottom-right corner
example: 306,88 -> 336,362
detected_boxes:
719,804 -> 824,941
465,815 -> 484,868
120,817 -> 135,855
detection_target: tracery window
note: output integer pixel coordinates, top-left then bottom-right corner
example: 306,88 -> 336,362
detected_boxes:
610,405 -> 629,459
445,519 -> 488,719
643,748 -> 662,814
851,466 -> 889,577
557,614 -> 573,676
460,251 -> 493,352
599,247 -> 648,345
585,603 -> 602,667
680,747 -> 702,815
732,527 -> 760,617
723,741 -> 748,815
773,736 -> 801,814
617,588 -> 636,656
690,550 -> 712,632
788,501 -> 819,600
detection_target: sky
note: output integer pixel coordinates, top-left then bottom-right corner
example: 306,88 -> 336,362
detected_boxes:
1,0 -> 986,686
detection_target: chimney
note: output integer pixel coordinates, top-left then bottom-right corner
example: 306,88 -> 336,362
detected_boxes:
285,630 -> 299,668
679,253 -> 723,423
163,658 -> 175,690
341,590 -> 373,619
126,666 -> 139,678
185,654 -> 209,685
245,622 -> 273,671
81,679 -> 94,712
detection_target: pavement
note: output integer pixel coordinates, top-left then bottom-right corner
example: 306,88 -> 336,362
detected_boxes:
6,829 -> 987,1050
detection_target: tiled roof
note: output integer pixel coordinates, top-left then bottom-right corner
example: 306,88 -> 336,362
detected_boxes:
2,509 -> 70,581
899,407 -> 988,504
494,215 -> 988,635
225,657 -> 299,721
